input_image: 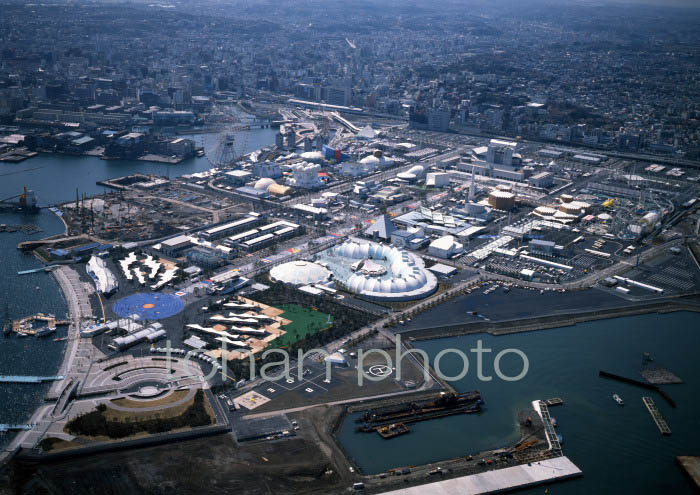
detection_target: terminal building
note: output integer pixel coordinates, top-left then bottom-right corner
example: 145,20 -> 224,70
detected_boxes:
200,213 -> 262,241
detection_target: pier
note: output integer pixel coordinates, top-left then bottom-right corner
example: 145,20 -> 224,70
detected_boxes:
0,424 -> 35,433
599,370 -> 676,407
11,313 -> 70,335
17,265 -> 59,275
378,456 -> 582,495
537,401 -> 563,456
676,456 -> 700,490
642,397 -> 672,435
0,375 -> 64,384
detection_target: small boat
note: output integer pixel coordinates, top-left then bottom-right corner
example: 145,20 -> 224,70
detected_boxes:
551,417 -> 558,427
53,337 -> 67,342
377,423 -> 410,439
613,394 -> 624,406
35,327 -> 56,338
557,433 -> 564,445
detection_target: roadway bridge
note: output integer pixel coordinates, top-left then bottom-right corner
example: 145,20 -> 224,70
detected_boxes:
0,375 -> 65,384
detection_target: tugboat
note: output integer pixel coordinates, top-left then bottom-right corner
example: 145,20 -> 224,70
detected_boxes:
377,423 -> 410,439
613,394 -> 624,406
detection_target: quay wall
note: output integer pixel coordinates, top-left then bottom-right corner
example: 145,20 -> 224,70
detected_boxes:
15,424 -> 230,463
400,300 -> 700,342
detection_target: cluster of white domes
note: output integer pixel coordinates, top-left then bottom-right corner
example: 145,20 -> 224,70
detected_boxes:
331,241 -> 437,301
360,153 -> 394,168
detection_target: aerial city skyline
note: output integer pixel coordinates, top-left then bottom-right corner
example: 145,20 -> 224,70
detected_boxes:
0,1 -> 699,494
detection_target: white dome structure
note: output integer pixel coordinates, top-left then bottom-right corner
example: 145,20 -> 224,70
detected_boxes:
300,151 -> 324,163
360,152 -> 394,169
254,178 -> 276,191
397,165 -> 425,181
326,240 -> 437,301
270,261 -> 331,286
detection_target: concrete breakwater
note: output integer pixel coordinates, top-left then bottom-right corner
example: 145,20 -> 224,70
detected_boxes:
400,299 -> 700,342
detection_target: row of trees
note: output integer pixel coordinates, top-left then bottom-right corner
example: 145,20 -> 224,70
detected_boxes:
65,391 -> 211,439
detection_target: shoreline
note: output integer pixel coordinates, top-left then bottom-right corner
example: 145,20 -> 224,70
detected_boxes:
0,266 -> 85,465
399,297 -> 700,341
46,265 -> 89,399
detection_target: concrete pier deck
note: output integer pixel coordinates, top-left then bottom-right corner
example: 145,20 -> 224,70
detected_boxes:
676,456 -> 700,490
378,456 -> 582,495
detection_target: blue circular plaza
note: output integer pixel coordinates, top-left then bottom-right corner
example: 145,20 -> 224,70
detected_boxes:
113,293 -> 185,320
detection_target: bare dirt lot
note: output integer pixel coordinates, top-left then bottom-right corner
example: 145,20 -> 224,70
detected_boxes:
1,407 -> 351,495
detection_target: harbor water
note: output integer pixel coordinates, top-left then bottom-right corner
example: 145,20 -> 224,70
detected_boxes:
0,124 -> 276,449
338,311 -> 700,494
2,128 -> 277,205
0,210 -> 68,448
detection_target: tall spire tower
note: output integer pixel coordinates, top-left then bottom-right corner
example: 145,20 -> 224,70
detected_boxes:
468,165 -> 476,202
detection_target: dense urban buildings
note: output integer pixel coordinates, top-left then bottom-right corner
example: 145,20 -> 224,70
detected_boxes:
1,1 -> 700,495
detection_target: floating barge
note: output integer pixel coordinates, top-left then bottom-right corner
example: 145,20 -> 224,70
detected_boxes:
357,392 -> 483,433
544,397 -> 564,407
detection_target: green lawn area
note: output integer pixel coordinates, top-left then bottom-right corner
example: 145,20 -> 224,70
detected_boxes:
274,304 -> 333,347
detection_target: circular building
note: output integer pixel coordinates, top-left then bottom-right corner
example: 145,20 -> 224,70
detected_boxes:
270,261 -> 332,286
559,200 -> 591,215
534,206 -> 557,217
321,240 -> 437,302
496,184 -> 513,192
488,190 -> 516,210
